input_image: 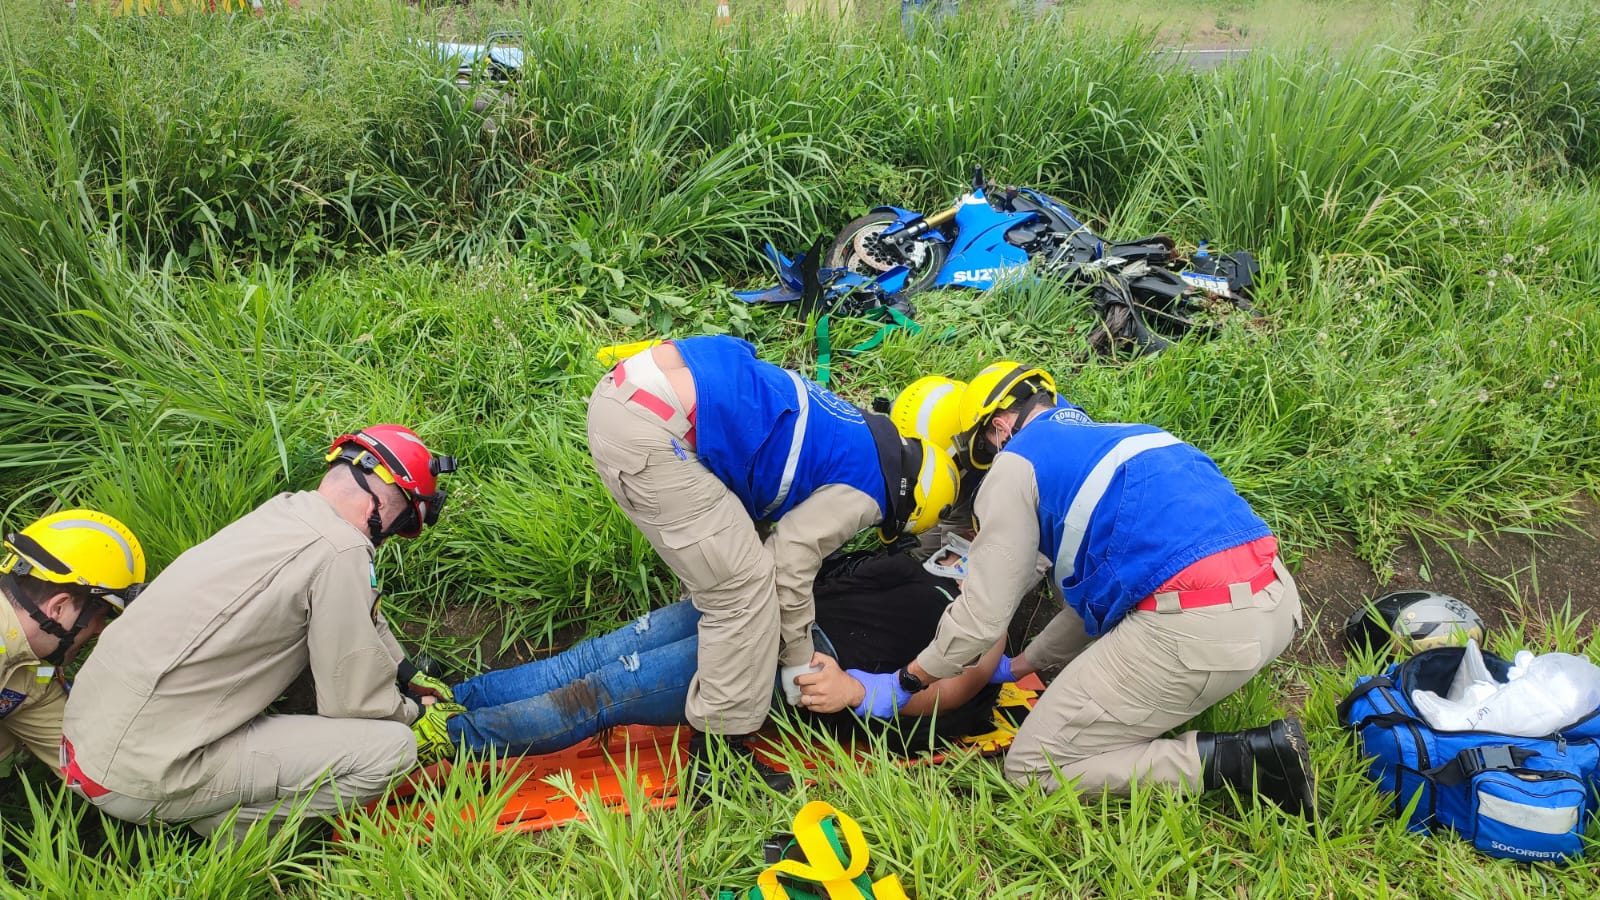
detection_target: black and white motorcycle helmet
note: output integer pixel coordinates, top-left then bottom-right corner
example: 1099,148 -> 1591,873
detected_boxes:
1342,590 -> 1486,654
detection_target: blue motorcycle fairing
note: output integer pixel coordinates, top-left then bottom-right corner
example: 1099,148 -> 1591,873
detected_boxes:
731,283 -> 806,304
933,194 -> 1037,289
731,242 -> 910,305
1012,187 -> 1088,233
870,205 -> 924,222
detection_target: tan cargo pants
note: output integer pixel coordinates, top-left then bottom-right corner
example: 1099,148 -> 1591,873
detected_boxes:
74,714 -> 414,839
1003,559 -> 1302,794
587,372 -> 778,735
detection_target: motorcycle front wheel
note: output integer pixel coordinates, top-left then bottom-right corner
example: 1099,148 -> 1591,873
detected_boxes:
825,212 -> 948,295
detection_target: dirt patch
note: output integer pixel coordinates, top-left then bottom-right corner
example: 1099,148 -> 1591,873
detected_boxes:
1011,493 -> 1600,669
398,600 -> 595,675
1289,493 -> 1600,666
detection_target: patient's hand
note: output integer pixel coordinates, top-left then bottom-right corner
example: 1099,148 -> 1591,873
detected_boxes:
795,652 -> 864,714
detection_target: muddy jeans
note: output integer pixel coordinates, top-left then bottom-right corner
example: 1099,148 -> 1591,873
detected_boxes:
450,603 -> 699,754
448,602 -> 841,755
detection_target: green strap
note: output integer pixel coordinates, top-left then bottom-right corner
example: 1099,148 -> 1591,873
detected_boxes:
848,306 -> 921,354
815,306 -> 923,387
815,313 -> 836,387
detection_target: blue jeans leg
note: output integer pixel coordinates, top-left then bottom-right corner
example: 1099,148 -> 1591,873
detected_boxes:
448,634 -> 698,755
453,600 -> 701,710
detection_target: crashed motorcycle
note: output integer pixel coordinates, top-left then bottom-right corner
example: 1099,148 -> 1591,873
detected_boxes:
738,167 -> 1262,357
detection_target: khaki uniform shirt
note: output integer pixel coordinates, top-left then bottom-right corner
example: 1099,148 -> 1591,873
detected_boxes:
63,491 -> 418,799
0,600 -> 66,769
916,453 -> 1046,680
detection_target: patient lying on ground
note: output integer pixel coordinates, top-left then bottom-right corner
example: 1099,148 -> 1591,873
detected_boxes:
445,547 -> 1005,757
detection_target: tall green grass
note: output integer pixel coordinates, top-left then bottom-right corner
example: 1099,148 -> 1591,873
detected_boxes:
0,0 -> 1594,638
0,0 -> 1593,613
1,0 -> 1598,894
6,610 -> 1599,896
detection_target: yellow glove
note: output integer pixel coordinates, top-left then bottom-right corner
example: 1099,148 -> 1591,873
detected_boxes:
397,658 -> 456,703
412,701 -> 465,766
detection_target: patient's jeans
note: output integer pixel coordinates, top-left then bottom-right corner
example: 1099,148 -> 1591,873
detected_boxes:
449,600 -> 700,755
447,599 -> 841,755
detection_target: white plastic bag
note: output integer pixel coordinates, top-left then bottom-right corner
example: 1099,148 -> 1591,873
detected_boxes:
1412,640 -> 1600,736
1442,638 -> 1499,706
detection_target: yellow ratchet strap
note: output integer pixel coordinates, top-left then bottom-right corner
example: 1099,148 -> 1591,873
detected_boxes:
754,802 -> 909,900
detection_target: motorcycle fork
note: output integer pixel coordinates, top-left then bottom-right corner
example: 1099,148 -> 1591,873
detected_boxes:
888,200 -> 961,245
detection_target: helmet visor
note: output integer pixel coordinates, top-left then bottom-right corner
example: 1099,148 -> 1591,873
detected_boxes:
394,488 -> 448,538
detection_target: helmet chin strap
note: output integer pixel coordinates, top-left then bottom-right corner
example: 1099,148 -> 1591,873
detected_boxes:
0,579 -> 97,668
347,466 -> 406,547
994,390 -> 1056,453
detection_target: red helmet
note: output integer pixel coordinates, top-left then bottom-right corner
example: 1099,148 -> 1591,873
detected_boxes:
326,425 -> 457,539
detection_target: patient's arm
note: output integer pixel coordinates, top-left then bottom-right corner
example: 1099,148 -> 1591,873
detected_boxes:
900,638 -> 1005,716
797,640 -> 1006,716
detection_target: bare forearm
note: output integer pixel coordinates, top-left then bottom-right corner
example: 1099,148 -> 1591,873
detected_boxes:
901,639 -> 1004,716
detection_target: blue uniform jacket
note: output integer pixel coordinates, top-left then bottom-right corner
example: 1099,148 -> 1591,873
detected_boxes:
1002,406 -> 1271,636
674,336 -> 885,522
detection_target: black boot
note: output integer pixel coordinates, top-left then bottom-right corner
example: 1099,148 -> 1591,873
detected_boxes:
683,731 -> 795,806
1197,718 -> 1317,820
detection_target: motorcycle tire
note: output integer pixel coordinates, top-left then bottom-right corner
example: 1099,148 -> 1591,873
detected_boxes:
826,211 -> 947,295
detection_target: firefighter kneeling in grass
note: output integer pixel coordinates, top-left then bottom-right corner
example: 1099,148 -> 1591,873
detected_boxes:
62,426 -> 460,838
577,335 -> 959,800
800,364 -> 1317,819
1,511 -> 145,772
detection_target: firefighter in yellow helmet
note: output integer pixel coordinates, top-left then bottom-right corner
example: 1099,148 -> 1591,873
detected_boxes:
586,337 -> 958,798
0,510 -> 145,770
957,362 -> 1059,470
803,358 -> 1313,820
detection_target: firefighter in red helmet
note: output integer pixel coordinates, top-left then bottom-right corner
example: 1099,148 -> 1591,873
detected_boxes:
63,426 -> 457,839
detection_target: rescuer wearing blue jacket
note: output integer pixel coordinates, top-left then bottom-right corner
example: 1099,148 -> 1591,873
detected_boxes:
799,363 -> 1315,819
586,336 -> 957,797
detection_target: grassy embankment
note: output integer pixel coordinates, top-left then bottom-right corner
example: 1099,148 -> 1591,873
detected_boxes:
1,0 -> 1597,895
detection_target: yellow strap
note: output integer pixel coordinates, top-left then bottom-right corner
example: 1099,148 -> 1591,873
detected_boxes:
870,876 -> 910,900
754,801 -> 873,900
595,339 -> 663,366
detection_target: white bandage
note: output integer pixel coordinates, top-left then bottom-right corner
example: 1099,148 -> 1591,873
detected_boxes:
779,662 -> 824,705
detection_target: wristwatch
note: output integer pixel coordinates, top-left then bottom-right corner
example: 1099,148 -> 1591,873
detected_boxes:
896,667 -> 928,694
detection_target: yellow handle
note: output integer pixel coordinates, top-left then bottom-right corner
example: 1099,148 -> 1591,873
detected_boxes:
870,875 -> 910,900
754,801 -> 875,900
595,339 -> 662,366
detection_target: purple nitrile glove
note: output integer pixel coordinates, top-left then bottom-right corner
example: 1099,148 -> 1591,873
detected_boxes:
988,655 -> 1015,685
847,669 -> 910,719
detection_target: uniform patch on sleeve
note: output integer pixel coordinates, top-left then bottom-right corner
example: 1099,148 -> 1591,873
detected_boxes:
0,688 -> 26,719
370,562 -> 383,622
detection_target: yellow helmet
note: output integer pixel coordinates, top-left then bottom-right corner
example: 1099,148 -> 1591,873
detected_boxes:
958,362 -> 1057,469
1,509 -> 147,614
894,440 -> 961,538
890,376 -> 968,456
